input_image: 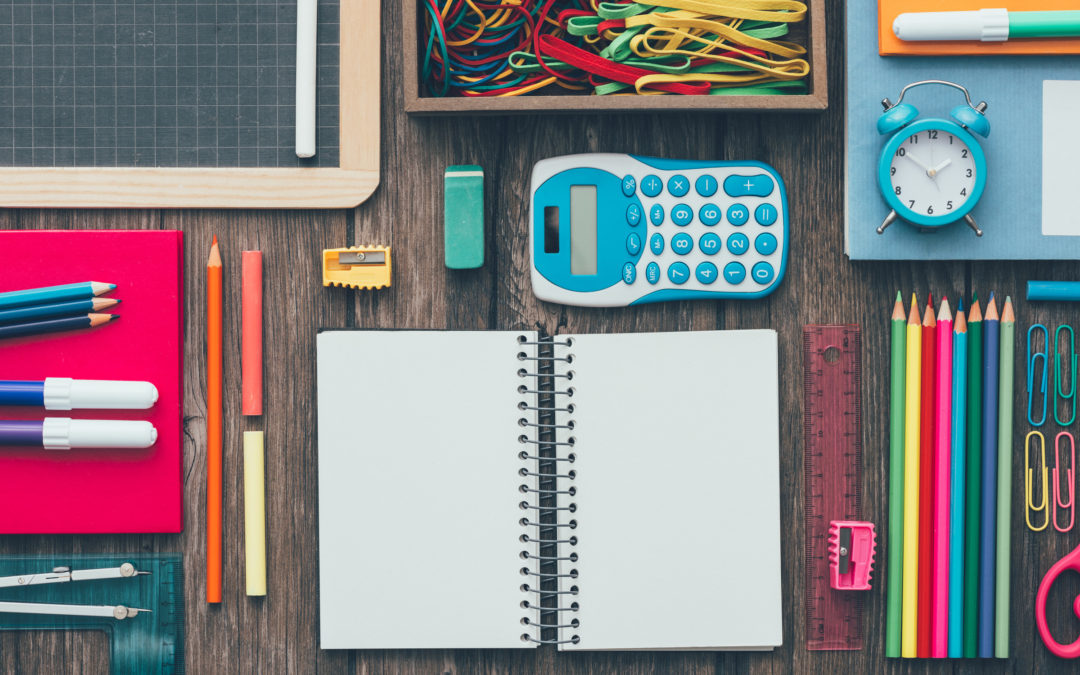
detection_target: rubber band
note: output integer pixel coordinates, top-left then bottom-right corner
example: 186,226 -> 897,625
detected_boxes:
422,0 -> 810,97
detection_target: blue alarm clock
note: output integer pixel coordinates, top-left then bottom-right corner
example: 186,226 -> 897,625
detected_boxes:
875,80 -> 989,237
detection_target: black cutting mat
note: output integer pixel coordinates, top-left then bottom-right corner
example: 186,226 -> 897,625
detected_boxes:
0,0 -> 339,168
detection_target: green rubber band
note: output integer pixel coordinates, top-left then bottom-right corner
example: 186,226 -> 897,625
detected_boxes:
596,2 -> 650,20
566,15 -> 603,36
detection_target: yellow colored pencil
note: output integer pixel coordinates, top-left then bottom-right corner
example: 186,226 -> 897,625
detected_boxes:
902,294 -> 922,657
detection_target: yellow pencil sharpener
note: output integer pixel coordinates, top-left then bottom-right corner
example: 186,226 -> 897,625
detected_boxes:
322,246 -> 392,290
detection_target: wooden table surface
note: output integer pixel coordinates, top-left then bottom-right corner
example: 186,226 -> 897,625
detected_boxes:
4,1 -> 1080,673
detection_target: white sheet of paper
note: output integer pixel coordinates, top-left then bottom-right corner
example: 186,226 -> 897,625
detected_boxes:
1043,81 -> 1080,236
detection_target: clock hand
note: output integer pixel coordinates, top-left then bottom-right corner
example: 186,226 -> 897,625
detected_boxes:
904,151 -> 932,174
930,158 -> 952,176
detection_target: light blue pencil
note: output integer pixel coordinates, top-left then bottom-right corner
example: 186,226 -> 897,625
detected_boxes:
0,281 -> 115,310
948,303 -> 968,657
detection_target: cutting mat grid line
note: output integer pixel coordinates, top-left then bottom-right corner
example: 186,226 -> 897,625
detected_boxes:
0,0 -> 340,168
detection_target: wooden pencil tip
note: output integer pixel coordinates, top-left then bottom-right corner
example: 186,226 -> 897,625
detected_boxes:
937,296 -> 951,319
208,237 -> 222,266
1002,297 -> 1015,322
895,290 -> 902,302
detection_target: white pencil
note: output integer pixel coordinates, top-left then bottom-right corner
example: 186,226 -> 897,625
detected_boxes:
296,0 -> 317,158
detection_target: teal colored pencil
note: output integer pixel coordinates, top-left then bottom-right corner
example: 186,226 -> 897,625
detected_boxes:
948,303 -> 967,657
886,291 -> 906,657
995,297 -> 1015,657
964,297 -> 983,657
0,281 -> 115,310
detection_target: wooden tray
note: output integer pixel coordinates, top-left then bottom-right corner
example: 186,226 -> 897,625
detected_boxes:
403,0 -> 826,114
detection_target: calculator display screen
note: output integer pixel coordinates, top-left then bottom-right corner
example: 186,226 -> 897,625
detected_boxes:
569,185 -> 597,275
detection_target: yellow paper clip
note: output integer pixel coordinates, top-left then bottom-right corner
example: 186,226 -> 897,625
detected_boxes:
1054,431 -> 1075,533
322,246 -> 392,290
1026,430 -> 1049,532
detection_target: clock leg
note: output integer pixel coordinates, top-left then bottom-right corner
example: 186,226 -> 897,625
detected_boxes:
877,210 -> 898,234
963,214 -> 983,237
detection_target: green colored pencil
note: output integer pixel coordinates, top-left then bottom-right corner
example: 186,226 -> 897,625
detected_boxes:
994,297 -> 1015,657
886,291 -> 906,657
964,296 -> 983,657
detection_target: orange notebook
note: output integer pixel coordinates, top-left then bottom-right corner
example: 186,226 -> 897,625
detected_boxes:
878,0 -> 1080,55
0,230 -> 184,533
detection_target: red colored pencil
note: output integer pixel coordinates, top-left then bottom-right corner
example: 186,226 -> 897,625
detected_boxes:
918,294 -> 936,656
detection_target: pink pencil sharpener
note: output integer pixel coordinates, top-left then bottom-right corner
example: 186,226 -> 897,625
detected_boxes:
828,520 -> 877,591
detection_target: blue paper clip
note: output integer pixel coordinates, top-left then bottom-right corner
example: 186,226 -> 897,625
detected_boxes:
1028,324 -> 1048,427
1055,324 -> 1076,426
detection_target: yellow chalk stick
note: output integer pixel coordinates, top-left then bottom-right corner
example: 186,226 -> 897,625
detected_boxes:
244,430 -> 267,596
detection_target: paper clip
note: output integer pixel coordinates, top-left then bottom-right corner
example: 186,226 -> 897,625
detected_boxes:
1054,432 -> 1076,533
1055,324 -> 1077,426
1026,431 -> 1049,532
1028,324 -> 1048,427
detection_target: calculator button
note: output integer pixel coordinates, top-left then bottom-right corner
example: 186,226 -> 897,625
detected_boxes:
723,174 -> 774,198
649,233 -> 665,255
646,262 -> 661,285
754,203 -> 778,226
723,262 -> 746,285
695,262 -> 718,285
649,204 -> 665,226
671,233 -> 693,255
621,175 -> 636,197
622,262 -> 637,284
671,204 -> 693,227
698,204 -> 722,226
641,174 -> 663,197
667,174 -> 690,197
626,203 -> 642,226
755,233 -> 777,255
727,204 -> 749,226
695,174 -> 718,197
751,262 -> 775,285
727,233 -> 749,255
667,262 -> 690,285
626,233 -> 642,256
699,232 -> 722,255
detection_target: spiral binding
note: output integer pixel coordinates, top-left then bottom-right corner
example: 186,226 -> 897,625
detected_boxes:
517,334 -> 580,645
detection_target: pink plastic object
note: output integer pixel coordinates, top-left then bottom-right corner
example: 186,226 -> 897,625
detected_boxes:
1036,542 -> 1080,659
828,520 -> 877,591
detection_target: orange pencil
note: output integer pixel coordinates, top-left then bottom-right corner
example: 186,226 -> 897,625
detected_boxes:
207,236 -> 223,604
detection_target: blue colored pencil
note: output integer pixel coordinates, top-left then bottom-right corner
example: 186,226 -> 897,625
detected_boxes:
948,303 -> 967,657
978,295 -> 1000,658
0,297 -> 119,325
0,281 -> 115,310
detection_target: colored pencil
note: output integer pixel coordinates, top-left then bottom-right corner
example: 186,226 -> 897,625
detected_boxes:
978,294 -> 999,657
886,291 -> 906,658
917,295 -> 936,656
0,312 -> 117,340
948,303 -> 967,657
0,281 -> 114,310
963,297 -> 983,657
0,297 -> 119,325
932,298 -> 953,657
994,297 -> 1015,657
902,295 -> 922,657
207,237 -> 223,604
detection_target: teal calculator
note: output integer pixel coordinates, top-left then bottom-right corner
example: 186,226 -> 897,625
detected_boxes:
529,154 -> 789,307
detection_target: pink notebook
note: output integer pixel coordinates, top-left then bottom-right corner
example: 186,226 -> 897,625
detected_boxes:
0,230 -> 184,533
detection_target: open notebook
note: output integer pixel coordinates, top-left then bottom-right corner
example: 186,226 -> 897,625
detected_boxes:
317,329 -> 782,651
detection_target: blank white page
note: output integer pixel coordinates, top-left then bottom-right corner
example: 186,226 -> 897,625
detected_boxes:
317,330 -> 537,649
1042,80 -> 1080,236
559,330 -> 782,651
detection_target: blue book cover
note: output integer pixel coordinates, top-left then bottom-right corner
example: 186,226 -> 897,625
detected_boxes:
845,4 -> 1080,259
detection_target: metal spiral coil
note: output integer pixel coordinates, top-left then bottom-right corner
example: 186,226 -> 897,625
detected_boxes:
518,334 -> 579,646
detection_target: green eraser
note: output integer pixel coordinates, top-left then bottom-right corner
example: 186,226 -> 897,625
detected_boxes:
444,165 -> 485,269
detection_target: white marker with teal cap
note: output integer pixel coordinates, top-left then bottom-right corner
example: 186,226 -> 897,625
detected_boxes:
894,8 -> 1080,42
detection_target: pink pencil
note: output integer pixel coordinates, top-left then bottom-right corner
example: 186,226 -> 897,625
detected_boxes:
932,297 -> 954,657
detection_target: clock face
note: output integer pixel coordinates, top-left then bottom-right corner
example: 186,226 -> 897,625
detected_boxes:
888,127 -> 978,220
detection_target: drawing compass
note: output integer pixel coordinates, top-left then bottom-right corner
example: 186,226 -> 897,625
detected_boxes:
0,562 -> 151,619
